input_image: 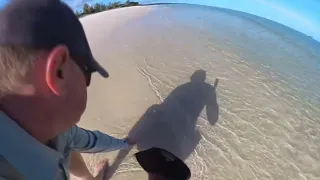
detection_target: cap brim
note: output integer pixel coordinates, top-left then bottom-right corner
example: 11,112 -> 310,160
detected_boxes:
90,58 -> 109,78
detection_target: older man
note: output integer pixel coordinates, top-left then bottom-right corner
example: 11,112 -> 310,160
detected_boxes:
0,0 -> 134,179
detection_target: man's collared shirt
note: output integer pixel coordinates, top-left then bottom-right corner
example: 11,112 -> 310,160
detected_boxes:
0,112 -> 128,180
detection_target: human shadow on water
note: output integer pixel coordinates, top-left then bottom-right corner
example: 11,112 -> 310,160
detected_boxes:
105,70 -> 219,179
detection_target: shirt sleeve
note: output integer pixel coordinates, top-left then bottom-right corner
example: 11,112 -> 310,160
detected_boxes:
68,126 -> 129,153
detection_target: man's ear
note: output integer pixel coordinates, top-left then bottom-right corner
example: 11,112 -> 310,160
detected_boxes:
45,45 -> 69,96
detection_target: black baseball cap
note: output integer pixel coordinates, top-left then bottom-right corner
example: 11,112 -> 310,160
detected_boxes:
0,0 -> 109,82
135,147 -> 191,180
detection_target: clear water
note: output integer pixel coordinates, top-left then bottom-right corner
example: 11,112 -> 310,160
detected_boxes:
105,4 -> 320,180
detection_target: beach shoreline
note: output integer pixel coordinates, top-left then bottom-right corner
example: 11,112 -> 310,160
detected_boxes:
71,3 -> 320,180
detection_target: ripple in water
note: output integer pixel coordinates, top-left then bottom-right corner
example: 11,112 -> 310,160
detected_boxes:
107,4 -> 320,180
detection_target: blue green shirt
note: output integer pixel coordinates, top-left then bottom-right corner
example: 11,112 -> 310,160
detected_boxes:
0,112 -> 128,180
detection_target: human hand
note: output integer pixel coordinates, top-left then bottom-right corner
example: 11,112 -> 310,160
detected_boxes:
124,137 -> 137,146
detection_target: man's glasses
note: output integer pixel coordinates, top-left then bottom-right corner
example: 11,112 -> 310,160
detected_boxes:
81,64 -> 92,86
72,56 -> 93,86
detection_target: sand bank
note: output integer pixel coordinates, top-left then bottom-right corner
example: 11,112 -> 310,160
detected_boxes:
72,6 -> 159,180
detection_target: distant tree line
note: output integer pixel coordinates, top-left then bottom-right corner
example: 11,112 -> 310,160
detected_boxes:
75,0 -> 140,17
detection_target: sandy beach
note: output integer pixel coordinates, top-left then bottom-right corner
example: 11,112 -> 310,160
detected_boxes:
72,4 -> 320,180
73,6 -> 159,180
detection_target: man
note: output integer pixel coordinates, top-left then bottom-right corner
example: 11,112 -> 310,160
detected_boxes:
0,0 -> 134,179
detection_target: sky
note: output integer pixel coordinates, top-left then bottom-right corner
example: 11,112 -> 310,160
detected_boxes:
0,0 -> 319,41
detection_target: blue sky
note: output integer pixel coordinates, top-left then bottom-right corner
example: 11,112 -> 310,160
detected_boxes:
0,0 -> 319,41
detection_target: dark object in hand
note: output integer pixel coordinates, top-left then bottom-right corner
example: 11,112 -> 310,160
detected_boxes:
135,147 -> 191,180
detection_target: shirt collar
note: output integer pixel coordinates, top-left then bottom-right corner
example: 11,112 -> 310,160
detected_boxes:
0,111 -> 61,180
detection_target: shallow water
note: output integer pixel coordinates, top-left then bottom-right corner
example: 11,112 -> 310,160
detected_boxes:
105,4 -> 320,180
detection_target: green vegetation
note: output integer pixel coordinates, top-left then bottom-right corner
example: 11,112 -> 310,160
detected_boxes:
75,1 -> 140,17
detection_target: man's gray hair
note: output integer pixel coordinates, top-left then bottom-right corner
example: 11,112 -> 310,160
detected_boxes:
0,45 -> 37,96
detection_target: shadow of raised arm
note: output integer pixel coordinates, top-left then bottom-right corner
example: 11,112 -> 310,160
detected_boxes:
206,78 -> 219,126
